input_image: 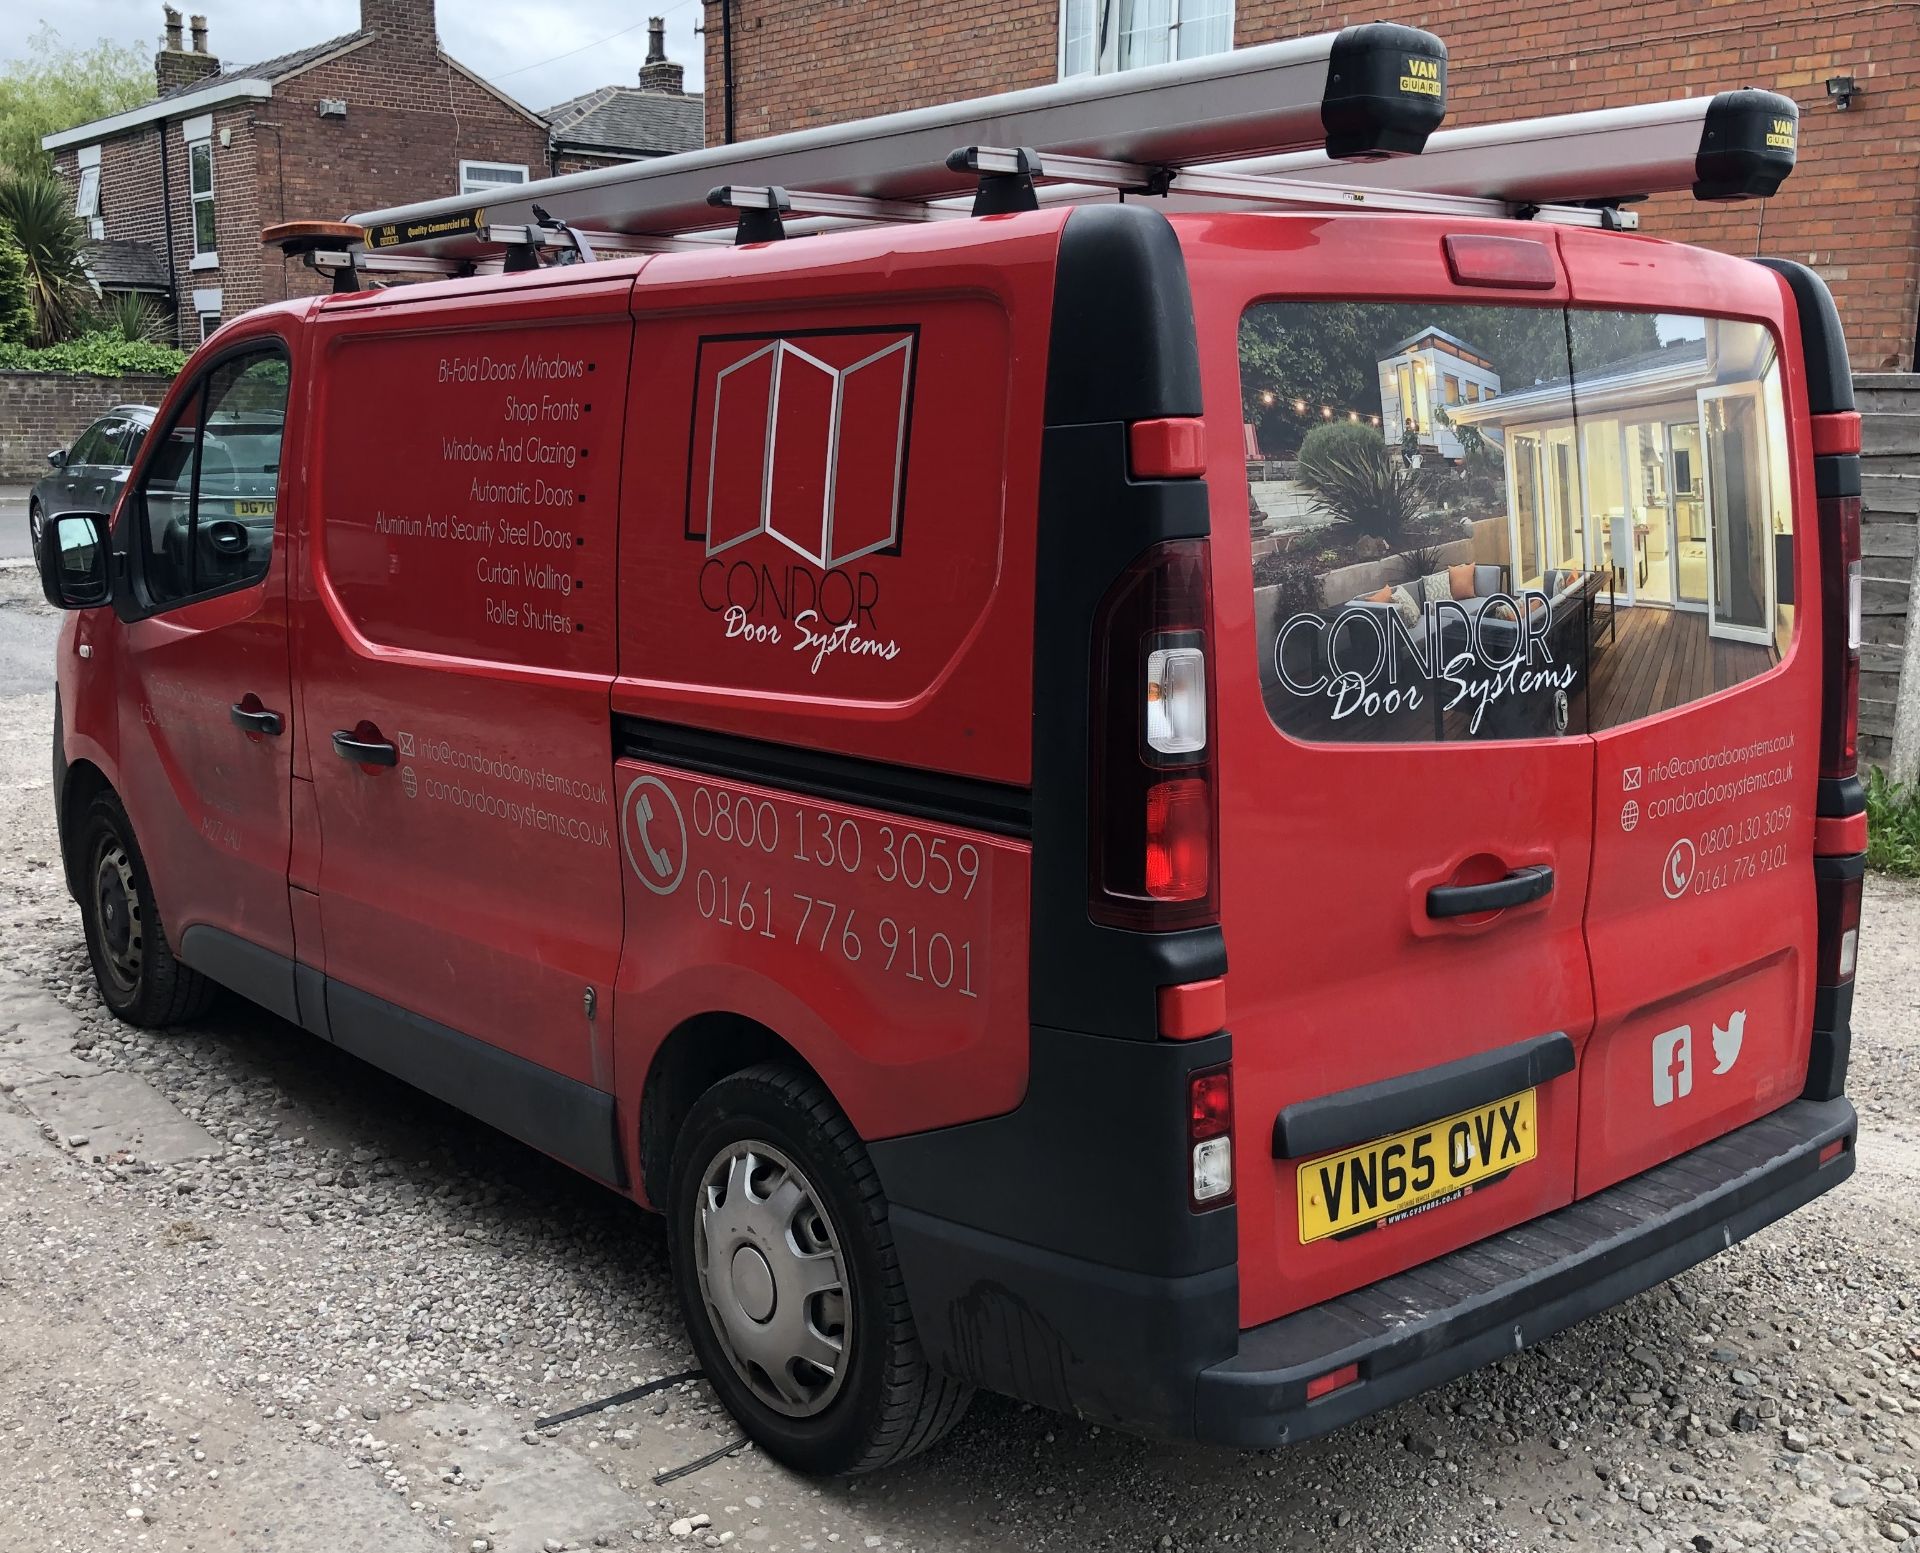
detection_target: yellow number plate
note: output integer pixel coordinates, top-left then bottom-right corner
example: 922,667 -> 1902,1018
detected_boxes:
1297,1088 -> 1537,1244
234,500 -> 274,516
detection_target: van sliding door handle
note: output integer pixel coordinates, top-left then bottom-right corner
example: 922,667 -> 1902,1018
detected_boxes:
229,702 -> 284,736
331,730 -> 397,766
1426,865 -> 1555,918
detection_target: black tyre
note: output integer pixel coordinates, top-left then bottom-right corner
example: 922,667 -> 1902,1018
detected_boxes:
75,790 -> 217,1027
28,499 -> 43,565
668,1063 -> 971,1474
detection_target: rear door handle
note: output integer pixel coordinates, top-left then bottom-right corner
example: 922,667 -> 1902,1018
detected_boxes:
331,730 -> 397,766
1426,865 -> 1555,919
229,702 -> 284,736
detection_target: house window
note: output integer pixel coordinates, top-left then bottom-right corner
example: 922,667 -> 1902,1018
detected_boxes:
199,312 -> 221,342
1061,0 -> 1233,78
75,166 -> 101,220
1444,373 -> 1461,405
458,160 -> 529,196
188,137 -> 216,266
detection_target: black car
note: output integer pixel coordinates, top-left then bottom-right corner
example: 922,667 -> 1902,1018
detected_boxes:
29,405 -> 156,562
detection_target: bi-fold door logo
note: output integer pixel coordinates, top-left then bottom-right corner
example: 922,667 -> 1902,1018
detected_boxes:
687,327 -> 916,569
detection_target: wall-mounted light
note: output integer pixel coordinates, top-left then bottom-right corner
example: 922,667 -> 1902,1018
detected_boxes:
1825,74 -> 1859,111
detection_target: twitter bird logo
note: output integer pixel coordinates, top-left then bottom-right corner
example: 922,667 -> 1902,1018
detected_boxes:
1711,1011 -> 1746,1075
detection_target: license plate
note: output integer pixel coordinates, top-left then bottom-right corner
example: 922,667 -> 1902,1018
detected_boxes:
233,500 -> 274,516
1296,1088 -> 1537,1244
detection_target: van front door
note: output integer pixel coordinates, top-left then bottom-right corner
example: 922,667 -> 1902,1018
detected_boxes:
114,338 -> 297,1011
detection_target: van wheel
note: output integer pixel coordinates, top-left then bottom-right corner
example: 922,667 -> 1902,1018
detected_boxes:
76,791 -> 216,1028
668,1064 -> 972,1475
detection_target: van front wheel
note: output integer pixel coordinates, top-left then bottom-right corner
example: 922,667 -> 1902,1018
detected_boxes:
668,1064 -> 971,1474
76,791 -> 216,1028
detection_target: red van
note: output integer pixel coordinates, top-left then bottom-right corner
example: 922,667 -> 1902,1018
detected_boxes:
36,68 -> 1863,1477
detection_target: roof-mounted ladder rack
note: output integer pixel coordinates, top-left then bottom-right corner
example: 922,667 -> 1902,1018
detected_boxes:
263,34 -> 1799,283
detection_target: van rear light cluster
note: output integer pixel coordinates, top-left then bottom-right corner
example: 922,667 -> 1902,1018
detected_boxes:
1817,494 -> 1863,780
1089,540 -> 1219,930
1188,1063 -> 1234,1209
1816,862 -> 1864,986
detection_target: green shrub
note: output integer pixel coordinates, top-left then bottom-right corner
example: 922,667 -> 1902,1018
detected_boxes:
0,172 -> 91,344
0,331 -> 185,376
1866,766 -> 1920,878
1297,419 -> 1384,475
0,230 -> 30,343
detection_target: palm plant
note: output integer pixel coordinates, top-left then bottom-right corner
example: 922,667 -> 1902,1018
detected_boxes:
0,172 -> 92,346
1297,425 -> 1433,542
98,288 -> 166,343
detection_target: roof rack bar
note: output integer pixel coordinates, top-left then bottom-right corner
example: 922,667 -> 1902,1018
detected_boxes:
924,148 -> 1639,230
346,25 -> 1447,258
1239,90 -> 1799,206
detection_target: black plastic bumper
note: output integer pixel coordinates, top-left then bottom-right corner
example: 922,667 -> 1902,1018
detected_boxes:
885,1095 -> 1855,1445
1197,1095 -> 1856,1446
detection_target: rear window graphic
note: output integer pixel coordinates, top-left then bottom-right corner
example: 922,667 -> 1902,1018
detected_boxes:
1238,304 -> 1794,743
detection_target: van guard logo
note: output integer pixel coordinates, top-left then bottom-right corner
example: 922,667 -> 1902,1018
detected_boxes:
686,328 -> 915,673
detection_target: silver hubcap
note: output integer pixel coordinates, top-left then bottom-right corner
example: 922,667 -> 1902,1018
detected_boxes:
694,1141 -> 850,1417
93,841 -> 143,994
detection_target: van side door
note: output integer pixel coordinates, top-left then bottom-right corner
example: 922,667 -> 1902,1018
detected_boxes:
296,275 -> 635,1183
113,337 -> 298,1011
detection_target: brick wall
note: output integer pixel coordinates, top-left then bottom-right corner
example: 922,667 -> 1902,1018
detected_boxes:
700,0 -> 1920,372
0,372 -> 177,481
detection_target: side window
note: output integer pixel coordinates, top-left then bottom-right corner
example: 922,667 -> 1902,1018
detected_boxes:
70,419 -> 119,467
135,347 -> 288,609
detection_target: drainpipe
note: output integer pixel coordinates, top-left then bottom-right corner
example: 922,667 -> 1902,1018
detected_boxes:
156,121 -> 181,347
721,0 -> 735,144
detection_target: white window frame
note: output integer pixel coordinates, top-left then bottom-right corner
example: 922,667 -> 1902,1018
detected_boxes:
194,287 -> 222,343
457,160 -> 530,196
75,145 -> 104,238
185,115 -> 217,270
1058,0 -> 1234,79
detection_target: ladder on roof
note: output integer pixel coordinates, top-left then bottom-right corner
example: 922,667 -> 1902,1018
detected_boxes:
262,23 -> 1799,287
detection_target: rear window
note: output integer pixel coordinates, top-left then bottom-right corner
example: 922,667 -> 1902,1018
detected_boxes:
1239,303 -> 1793,742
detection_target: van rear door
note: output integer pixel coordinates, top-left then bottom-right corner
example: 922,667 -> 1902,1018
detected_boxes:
1195,218 -> 1599,1330
1557,232 -> 1821,1194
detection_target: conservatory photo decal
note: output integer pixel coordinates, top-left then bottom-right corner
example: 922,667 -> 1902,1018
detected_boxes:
1239,303 -> 1794,744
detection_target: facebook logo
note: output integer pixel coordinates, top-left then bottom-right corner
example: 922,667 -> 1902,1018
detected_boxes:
1652,1025 -> 1693,1107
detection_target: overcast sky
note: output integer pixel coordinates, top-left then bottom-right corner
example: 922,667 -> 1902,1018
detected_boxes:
9,0 -> 706,114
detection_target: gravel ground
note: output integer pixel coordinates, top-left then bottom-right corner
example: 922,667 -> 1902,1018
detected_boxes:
3,561 -> 1919,1552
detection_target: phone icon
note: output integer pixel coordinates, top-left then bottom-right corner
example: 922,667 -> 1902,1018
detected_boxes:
636,792 -> 673,878
621,776 -> 687,896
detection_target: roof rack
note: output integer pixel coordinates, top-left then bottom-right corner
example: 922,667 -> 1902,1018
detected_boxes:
264,43 -> 1800,286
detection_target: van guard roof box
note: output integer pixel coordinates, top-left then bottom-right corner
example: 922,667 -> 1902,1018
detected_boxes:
1238,89 -> 1800,206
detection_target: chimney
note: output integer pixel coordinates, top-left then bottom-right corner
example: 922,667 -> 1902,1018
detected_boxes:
156,4 -> 220,93
638,15 -> 685,95
359,0 -> 440,55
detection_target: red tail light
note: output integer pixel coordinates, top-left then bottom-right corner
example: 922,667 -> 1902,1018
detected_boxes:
1089,540 -> 1218,931
1817,494 -> 1862,780
1188,1063 -> 1234,1209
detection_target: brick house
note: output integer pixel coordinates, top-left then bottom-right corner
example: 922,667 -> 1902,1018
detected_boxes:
699,0 -> 1920,371
545,18 -> 705,178
45,0 -> 551,344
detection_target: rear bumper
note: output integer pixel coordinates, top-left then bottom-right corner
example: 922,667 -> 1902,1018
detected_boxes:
1196,1095 -> 1856,1446
885,1094 -> 1855,1445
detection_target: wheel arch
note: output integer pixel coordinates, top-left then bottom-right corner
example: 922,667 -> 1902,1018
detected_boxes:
638,1010 -> 830,1209
58,755 -> 115,902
